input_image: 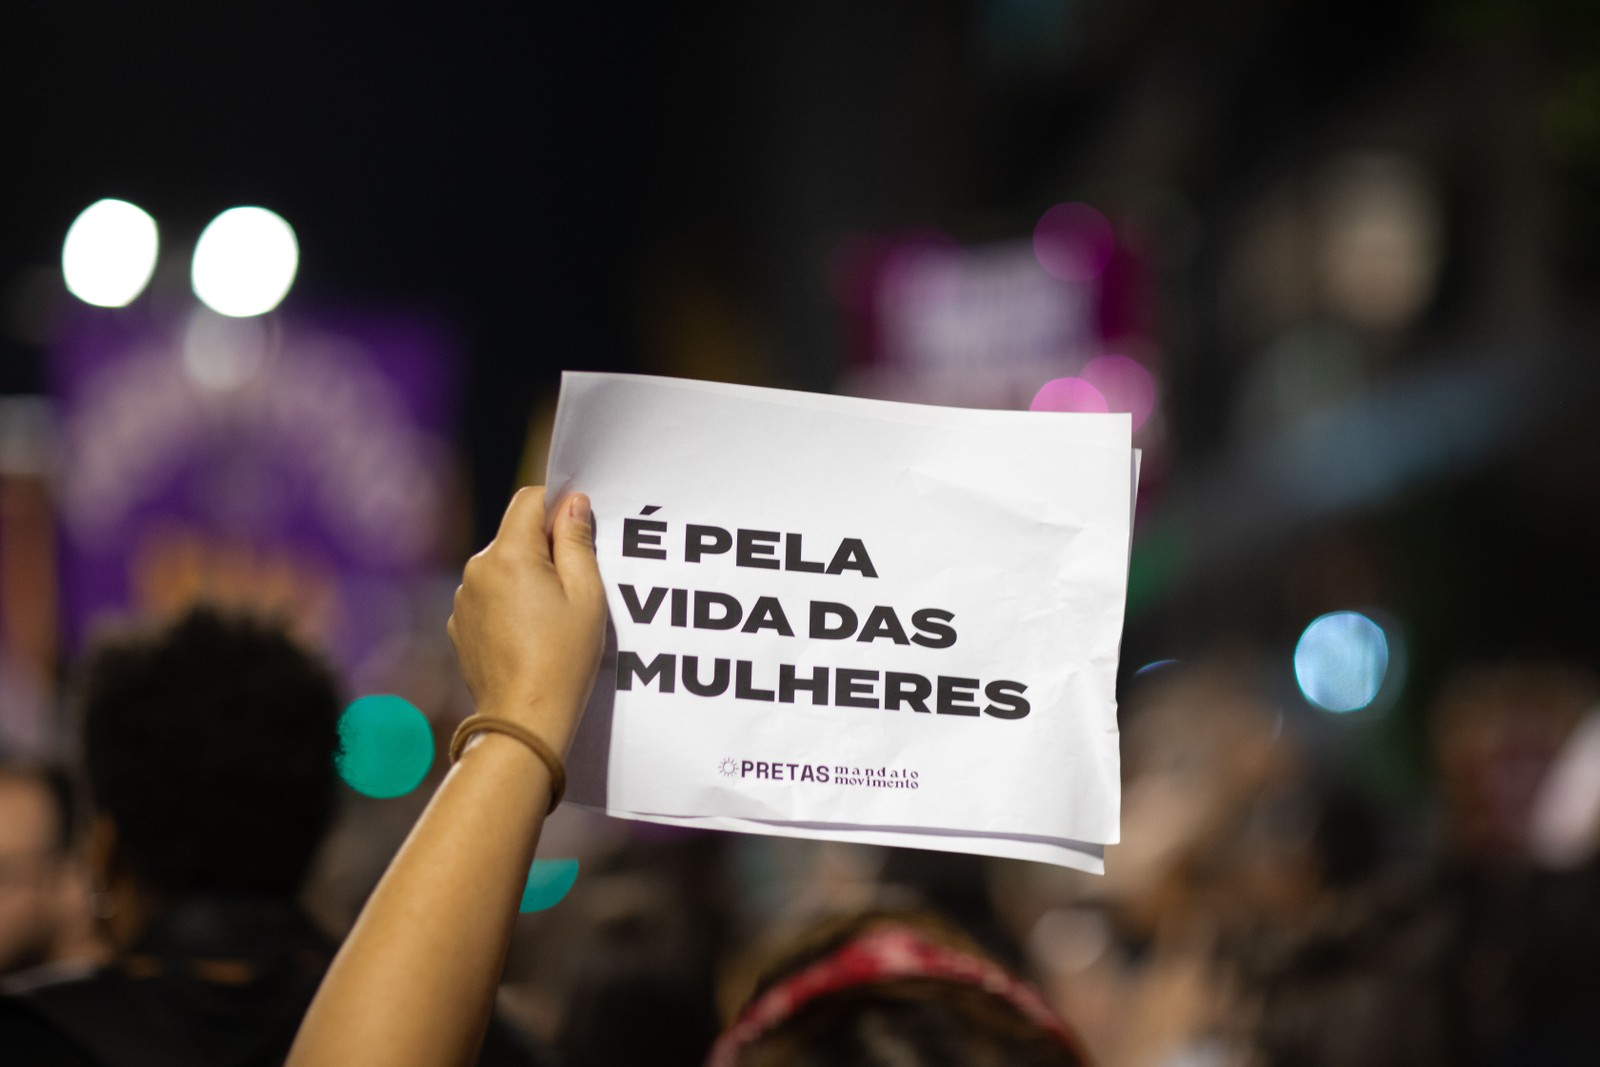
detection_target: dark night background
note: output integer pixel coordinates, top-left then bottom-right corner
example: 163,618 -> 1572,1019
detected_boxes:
10,2 -> 1597,664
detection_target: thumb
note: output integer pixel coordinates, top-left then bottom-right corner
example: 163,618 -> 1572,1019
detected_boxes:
551,493 -> 602,599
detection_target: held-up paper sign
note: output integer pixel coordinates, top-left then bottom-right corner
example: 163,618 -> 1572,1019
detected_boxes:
546,373 -> 1136,873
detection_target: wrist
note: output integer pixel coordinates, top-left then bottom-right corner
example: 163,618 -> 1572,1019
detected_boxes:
450,719 -> 564,815
472,693 -> 586,758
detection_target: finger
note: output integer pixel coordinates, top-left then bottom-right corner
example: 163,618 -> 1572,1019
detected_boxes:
493,486 -> 550,561
551,493 -> 603,600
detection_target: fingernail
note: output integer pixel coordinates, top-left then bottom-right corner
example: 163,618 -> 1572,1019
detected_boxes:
570,494 -> 591,527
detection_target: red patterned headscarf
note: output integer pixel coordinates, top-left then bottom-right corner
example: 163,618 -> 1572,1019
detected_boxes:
707,924 -> 1087,1067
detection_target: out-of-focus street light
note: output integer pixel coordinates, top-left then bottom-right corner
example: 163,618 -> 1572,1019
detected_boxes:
62,198 -> 160,307
191,206 -> 299,317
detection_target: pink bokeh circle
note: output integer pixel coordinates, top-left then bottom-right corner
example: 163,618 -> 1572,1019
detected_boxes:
1081,354 -> 1157,430
1029,377 -> 1110,413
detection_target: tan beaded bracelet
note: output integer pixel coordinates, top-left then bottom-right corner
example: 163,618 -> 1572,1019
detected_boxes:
448,713 -> 566,815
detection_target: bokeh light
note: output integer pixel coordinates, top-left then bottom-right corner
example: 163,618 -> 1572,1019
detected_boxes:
182,308 -> 270,391
61,199 -> 160,308
336,695 -> 434,799
1032,202 -> 1114,283
1081,354 -> 1157,430
1030,376 -> 1109,413
1294,611 -> 1390,713
1316,153 -> 1442,333
191,206 -> 299,317
521,858 -> 579,912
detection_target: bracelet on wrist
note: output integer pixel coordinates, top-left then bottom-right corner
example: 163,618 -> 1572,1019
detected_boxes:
448,713 -> 566,814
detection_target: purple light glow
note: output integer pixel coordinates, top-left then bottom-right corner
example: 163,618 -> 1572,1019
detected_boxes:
1029,377 -> 1109,413
1082,354 -> 1157,430
1032,203 -> 1115,283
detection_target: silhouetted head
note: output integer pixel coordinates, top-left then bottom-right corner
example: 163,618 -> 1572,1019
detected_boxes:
79,606 -> 342,902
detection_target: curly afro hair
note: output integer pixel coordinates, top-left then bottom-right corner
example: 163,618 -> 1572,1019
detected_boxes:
79,605 -> 343,897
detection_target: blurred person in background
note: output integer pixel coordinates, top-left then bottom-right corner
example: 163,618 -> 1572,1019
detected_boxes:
1422,662 -> 1600,1065
1238,890 -> 1456,1067
711,910 -> 1088,1067
0,606 -> 546,1066
1224,661 -> 1600,1067
997,661 -> 1368,1067
1432,663 -> 1596,869
0,762 -> 102,984
553,867 -> 723,1066
287,489 -> 1090,1067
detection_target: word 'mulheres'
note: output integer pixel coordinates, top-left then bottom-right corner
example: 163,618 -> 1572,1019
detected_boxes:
616,651 -> 1030,720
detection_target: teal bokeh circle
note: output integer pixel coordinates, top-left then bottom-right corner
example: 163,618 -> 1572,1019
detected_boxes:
336,695 -> 435,799
521,859 -> 579,913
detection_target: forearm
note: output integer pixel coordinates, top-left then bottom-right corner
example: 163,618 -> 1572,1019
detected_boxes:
289,487 -> 604,1066
288,726 -> 555,1067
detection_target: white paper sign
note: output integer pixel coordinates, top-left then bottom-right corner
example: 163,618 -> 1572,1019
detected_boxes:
546,373 -> 1134,872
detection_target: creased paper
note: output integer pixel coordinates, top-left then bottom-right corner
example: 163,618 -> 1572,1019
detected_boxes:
546,372 -> 1135,869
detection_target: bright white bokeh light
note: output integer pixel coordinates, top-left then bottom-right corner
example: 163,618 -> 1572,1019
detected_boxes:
1295,611 -> 1389,713
61,199 -> 160,307
191,206 -> 299,317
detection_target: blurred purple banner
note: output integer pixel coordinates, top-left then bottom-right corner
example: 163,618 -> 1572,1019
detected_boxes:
52,306 -> 459,671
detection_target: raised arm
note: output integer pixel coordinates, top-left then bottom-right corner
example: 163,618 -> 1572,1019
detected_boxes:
288,487 -> 607,1067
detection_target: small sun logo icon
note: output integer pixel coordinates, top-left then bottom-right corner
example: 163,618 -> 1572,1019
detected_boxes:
718,758 -> 738,778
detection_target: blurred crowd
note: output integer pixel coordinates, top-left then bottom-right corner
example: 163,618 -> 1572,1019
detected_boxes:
3,605 -> 1597,1066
